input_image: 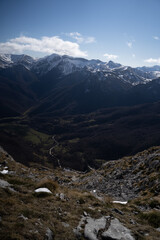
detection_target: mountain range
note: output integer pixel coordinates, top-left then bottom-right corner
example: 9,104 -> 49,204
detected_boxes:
1,53 -> 160,82
0,53 -> 160,118
0,53 -> 160,170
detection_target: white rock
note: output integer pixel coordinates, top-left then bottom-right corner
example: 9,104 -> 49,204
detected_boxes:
35,188 -> 52,194
46,228 -> 54,240
113,201 -> 128,205
59,193 -> 65,201
18,214 -> 28,221
62,222 -> 70,228
83,211 -> 88,217
0,179 -> 15,192
0,179 -> 11,188
0,169 -> 8,175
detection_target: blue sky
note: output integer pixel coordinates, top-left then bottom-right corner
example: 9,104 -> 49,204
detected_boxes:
0,0 -> 160,67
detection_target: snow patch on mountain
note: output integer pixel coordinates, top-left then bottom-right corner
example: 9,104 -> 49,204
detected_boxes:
153,71 -> 160,78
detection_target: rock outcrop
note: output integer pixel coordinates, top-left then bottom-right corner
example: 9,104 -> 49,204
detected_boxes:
75,215 -> 135,240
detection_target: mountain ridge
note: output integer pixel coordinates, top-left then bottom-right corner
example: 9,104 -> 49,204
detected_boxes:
0,53 -> 159,84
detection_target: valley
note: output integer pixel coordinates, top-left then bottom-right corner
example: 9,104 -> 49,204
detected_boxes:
1,1 -> 160,239
0,54 -> 160,170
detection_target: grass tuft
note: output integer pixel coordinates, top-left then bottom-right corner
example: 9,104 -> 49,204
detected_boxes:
140,211 -> 160,228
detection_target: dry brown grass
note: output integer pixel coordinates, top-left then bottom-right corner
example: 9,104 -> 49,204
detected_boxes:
0,147 -> 160,239
36,178 -> 59,192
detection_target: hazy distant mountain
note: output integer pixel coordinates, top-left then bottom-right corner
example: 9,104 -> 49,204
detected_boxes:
137,65 -> 160,72
137,65 -> 160,79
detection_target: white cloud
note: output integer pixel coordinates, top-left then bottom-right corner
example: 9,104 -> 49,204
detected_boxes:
0,35 -> 87,57
144,58 -> 160,64
69,32 -> 84,43
103,53 -> 119,60
127,41 -> 132,48
85,37 -> 96,44
153,36 -> 159,40
70,32 -> 81,37
68,32 -> 96,44
132,53 -> 136,58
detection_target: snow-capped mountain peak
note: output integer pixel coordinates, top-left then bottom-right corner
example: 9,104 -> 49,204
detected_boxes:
0,53 -> 159,85
0,54 -> 35,69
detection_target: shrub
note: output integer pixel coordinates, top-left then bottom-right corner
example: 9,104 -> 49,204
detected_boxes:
79,197 -> 85,204
149,199 -> 159,209
140,211 -> 160,228
8,177 -> 26,185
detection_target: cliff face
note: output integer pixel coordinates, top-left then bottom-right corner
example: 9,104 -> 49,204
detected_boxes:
0,146 -> 160,240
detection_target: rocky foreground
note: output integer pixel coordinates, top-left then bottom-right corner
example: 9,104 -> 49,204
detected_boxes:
74,147 -> 160,201
0,146 -> 160,239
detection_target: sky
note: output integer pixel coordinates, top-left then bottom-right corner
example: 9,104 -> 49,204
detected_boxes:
0,0 -> 160,67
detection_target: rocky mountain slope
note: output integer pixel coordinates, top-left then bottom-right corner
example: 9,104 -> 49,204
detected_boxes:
76,147 -> 160,201
0,146 -> 160,239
